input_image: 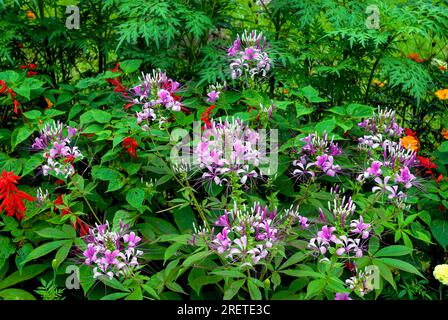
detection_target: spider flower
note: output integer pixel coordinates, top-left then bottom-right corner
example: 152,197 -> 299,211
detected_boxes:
358,107 -> 404,138
293,132 -> 343,179
193,118 -> 269,186
129,69 -> 182,130
194,203 -> 306,267
83,221 -> 143,280
228,30 -> 272,80
308,194 -> 371,259
31,121 -> 83,178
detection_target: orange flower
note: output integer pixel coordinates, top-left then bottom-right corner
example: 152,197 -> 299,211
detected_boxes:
439,65 -> 447,71
26,10 -> 36,20
373,79 -> 386,88
44,97 -> 53,109
442,128 -> 448,140
400,135 -> 419,152
435,89 -> 448,100
407,52 -> 426,63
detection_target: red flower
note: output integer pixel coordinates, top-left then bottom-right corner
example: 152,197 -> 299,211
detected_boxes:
200,105 -> 215,129
405,128 -> 417,137
53,195 -> 89,236
417,156 -> 438,174
435,174 -> 445,184
0,170 -> 35,221
0,80 -> 7,94
107,63 -> 127,96
344,261 -> 357,272
20,63 -> 38,77
65,155 -> 75,164
122,137 -> 138,159
0,82 -> 20,114
111,62 -> 121,73
13,99 -> 19,114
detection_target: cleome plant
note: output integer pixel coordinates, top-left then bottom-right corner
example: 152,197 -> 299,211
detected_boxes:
0,0 -> 447,302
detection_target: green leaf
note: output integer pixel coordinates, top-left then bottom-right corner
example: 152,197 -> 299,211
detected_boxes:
279,252 -> 307,270
280,269 -> 324,278
120,59 -> 143,73
78,265 -> 95,295
379,258 -> 425,278
99,276 -> 130,292
22,154 -> 43,176
112,210 -> 138,232
315,118 -> 336,134
20,240 -> 66,265
100,292 -> 129,300
11,126 -> 34,151
126,188 -> 145,210
23,110 -> 42,120
54,241 -> 73,270
301,85 -> 326,103
173,206 -> 197,233
0,264 -> 48,290
91,109 -> 112,123
439,142 -> 448,152
430,219 -> 448,248
0,129 -> 11,142
346,104 -> 374,118
181,250 -> 210,268
374,245 -> 413,257
35,228 -> 70,239
247,278 -> 262,300
306,279 -> 326,298
271,272 -> 281,289
0,288 -> 36,300
14,85 -> 31,100
125,286 -> 143,300
295,104 -> 314,118
223,279 -> 245,300
163,242 -> 184,263
210,270 -> 246,278
372,259 -> 396,290
142,284 -> 160,299
368,237 -> 380,255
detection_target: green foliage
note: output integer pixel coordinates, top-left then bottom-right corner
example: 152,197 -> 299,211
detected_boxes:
0,0 -> 446,301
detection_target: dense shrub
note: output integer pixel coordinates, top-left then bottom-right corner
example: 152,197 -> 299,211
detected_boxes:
0,0 -> 447,300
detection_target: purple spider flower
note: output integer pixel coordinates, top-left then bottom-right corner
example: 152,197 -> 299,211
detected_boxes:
335,292 -> 352,300
395,166 -> 416,189
350,216 -> 371,239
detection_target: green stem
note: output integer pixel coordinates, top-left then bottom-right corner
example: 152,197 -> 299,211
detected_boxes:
71,176 -> 101,224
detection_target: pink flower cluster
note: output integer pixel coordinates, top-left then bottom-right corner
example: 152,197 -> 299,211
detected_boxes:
129,69 -> 181,130
32,121 -> 83,178
194,118 -> 265,186
206,83 -> 225,103
357,110 -> 418,204
308,193 -> 371,259
194,203 -> 308,267
293,132 -> 343,179
83,221 -> 143,280
228,30 -> 272,80
358,107 -> 404,138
